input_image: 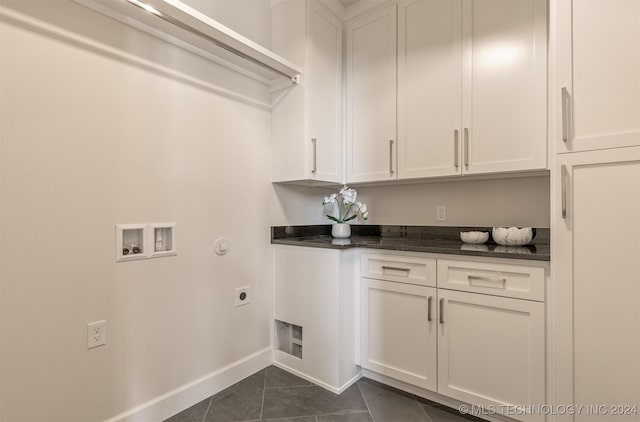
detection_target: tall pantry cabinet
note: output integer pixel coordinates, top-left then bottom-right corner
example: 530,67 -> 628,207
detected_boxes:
551,1 -> 640,420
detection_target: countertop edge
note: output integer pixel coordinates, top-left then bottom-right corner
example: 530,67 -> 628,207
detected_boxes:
271,238 -> 550,262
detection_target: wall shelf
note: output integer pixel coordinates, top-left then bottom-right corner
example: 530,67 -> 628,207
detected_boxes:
73,0 -> 303,86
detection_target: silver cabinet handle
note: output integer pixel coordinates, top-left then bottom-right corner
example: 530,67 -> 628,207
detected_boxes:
468,275 -> 507,287
381,265 -> 410,273
427,296 -> 433,322
561,165 -> 568,219
311,138 -> 317,174
389,139 -> 394,175
439,298 -> 444,324
463,128 -> 469,168
561,87 -> 570,143
454,129 -> 459,169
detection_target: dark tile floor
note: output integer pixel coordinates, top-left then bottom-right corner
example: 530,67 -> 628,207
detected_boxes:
165,366 -> 487,422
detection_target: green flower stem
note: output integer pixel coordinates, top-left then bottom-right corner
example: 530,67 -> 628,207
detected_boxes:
344,204 -> 353,222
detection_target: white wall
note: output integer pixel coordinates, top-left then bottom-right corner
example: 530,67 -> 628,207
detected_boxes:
272,175 -> 550,227
0,1 -> 276,420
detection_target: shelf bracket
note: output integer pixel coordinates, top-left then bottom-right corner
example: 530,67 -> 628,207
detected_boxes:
270,74 -> 302,94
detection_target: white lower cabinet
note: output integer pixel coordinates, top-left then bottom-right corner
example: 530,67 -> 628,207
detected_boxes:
360,252 -> 547,422
438,289 -> 545,422
360,278 -> 437,391
273,245 -> 359,392
274,247 -> 547,420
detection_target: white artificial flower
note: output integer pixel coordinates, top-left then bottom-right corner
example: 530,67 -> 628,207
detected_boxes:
342,188 -> 357,205
322,185 -> 369,224
322,193 -> 337,205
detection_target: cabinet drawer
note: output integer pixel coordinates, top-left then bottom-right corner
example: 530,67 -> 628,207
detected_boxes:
437,259 -> 545,301
361,253 -> 436,287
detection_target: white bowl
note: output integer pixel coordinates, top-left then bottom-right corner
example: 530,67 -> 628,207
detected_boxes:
492,227 -> 535,246
460,231 -> 489,244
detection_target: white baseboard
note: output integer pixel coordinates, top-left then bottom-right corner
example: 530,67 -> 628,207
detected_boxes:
105,347 -> 274,422
337,372 -> 363,394
272,361 -> 362,394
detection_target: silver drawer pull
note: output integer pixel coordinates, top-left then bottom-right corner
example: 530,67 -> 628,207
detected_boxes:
427,296 -> 433,322
381,265 -> 410,273
468,275 -> 507,287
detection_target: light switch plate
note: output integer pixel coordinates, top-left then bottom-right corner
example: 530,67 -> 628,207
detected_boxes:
436,206 -> 447,222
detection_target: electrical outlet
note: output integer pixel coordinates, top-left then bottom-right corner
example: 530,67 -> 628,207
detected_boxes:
87,320 -> 106,349
436,205 -> 447,222
235,286 -> 250,307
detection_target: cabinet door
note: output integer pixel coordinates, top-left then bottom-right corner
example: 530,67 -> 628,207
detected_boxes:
438,289 -> 545,422
346,4 -> 397,183
554,147 -> 640,421
271,0 -> 306,183
361,279 -> 437,391
554,0 -> 640,153
397,0 -> 463,179
462,0 -> 547,174
307,1 -> 343,182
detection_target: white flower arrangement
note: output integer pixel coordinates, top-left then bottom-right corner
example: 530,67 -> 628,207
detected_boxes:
322,185 -> 369,224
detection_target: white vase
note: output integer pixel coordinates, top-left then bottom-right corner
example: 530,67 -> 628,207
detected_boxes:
331,223 -> 351,239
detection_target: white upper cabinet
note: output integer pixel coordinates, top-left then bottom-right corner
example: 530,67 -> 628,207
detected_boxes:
398,0 -> 463,179
275,0 -> 548,185
307,2 -> 343,182
346,4 -> 398,183
272,0 -> 343,183
554,0 -> 640,154
397,0 -> 547,180
463,0 -> 547,174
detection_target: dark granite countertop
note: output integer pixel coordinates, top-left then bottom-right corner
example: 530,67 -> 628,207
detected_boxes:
271,225 -> 550,262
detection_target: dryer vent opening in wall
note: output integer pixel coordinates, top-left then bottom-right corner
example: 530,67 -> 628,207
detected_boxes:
276,320 -> 302,359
